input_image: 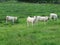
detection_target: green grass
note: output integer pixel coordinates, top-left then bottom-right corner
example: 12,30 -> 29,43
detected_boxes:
0,2 -> 60,45
0,2 -> 60,17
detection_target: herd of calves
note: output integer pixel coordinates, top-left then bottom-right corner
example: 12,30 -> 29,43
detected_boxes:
6,13 -> 58,26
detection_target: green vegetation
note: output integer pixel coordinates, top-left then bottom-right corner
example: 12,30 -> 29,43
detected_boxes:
0,2 -> 60,45
0,0 -> 60,3
0,2 -> 60,17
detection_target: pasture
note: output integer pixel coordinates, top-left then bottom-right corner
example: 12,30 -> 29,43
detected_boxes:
0,2 -> 60,45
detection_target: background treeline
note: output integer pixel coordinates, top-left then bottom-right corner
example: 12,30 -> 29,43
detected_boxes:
18,0 -> 60,4
0,0 -> 60,4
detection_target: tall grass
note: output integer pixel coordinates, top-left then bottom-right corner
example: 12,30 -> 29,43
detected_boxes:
0,2 -> 60,17
0,2 -> 60,45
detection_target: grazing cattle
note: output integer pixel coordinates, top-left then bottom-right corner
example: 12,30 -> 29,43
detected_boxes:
50,13 -> 58,20
36,16 -> 49,22
27,16 -> 36,26
6,16 -> 17,24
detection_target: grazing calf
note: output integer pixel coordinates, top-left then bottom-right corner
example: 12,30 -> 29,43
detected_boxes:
27,16 -> 36,26
36,16 -> 49,22
50,13 -> 58,20
6,16 -> 17,24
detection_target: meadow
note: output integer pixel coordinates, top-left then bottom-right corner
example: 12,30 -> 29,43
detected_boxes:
0,2 -> 60,45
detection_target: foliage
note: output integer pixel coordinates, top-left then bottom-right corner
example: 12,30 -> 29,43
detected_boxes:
0,0 -> 60,3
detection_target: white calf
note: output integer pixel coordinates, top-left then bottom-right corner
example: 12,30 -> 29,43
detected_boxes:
27,16 -> 36,26
50,13 -> 58,20
36,16 -> 49,22
6,16 -> 17,24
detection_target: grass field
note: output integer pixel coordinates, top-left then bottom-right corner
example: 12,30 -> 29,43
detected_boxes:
0,2 -> 60,45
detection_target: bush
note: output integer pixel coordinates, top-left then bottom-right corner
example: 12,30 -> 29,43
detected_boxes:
17,0 -> 60,4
